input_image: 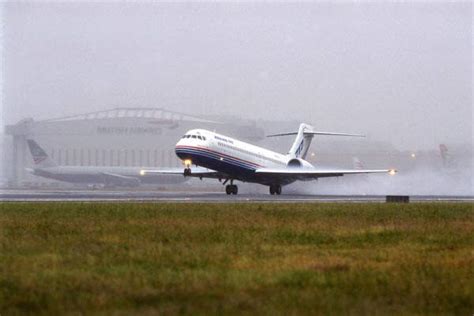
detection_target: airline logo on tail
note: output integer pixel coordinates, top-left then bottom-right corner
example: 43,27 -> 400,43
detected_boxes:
294,139 -> 305,158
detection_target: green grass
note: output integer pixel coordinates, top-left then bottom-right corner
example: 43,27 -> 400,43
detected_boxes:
0,202 -> 473,315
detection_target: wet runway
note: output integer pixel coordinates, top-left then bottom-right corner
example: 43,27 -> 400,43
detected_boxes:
1,189 -> 472,202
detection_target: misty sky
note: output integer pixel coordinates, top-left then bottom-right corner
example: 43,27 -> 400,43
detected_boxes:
2,1 -> 472,150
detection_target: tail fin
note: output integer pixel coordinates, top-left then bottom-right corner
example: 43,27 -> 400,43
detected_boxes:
288,123 -> 314,159
26,139 -> 57,168
267,123 -> 365,159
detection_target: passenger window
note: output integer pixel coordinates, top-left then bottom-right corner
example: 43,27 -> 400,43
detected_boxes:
192,135 -> 197,139
198,136 -> 202,140
202,137 -> 206,141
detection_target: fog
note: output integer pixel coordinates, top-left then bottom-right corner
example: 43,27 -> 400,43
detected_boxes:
289,167 -> 473,196
1,1 -> 472,195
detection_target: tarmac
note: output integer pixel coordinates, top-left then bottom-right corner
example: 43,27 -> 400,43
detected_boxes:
1,189 -> 472,202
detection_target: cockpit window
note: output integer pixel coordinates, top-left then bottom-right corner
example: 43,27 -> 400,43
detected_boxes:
183,134 -> 206,140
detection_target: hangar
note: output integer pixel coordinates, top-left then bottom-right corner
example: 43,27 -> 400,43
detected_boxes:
4,107 -> 264,186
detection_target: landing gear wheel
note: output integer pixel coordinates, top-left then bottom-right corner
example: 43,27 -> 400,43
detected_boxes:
225,184 -> 238,195
275,184 -> 282,195
184,168 -> 191,176
269,185 -> 275,195
269,184 -> 282,195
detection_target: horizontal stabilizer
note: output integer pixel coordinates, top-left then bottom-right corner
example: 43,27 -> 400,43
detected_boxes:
267,131 -> 365,137
268,123 -> 365,159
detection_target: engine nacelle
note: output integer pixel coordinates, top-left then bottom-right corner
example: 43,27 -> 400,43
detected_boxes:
287,158 -> 314,169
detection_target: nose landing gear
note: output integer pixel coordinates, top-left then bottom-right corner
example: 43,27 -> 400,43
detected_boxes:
183,159 -> 193,176
269,184 -> 282,195
184,168 -> 191,176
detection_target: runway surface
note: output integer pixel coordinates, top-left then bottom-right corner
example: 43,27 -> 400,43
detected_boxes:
1,189 -> 473,202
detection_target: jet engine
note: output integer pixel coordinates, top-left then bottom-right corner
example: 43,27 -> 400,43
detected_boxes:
287,158 -> 314,169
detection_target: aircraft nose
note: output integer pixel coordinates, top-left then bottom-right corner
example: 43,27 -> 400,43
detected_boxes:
176,138 -> 187,147
175,139 -> 190,160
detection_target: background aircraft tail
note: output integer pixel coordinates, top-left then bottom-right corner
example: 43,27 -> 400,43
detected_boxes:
439,144 -> 449,167
352,157 -> 364,170
267,123 -> 365,159
26,139 -> 57,168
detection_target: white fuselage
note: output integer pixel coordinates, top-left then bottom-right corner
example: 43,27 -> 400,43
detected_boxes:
175,129 -> 297,184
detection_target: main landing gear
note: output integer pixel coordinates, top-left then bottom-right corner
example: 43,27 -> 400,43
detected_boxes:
269,184 -> 282,195
224,179 -> 238,195
225,184 -> 238,195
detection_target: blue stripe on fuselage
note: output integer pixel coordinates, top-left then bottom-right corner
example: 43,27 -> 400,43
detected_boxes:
176,149 -> 256,170
175,148 -> 256,179
175,146 -> 259,169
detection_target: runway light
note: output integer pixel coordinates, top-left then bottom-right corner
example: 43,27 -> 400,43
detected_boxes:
411,153 -> 416,158
140,170 -> 146,176
220,157 -> 224,161
183,159 -> 192,167
389,169 -> 397,176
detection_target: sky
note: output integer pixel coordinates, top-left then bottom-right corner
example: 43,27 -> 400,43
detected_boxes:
2,1 -> 472,150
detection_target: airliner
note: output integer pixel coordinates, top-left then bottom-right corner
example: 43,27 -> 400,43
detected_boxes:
26,139 -> 187,188
141,123 -> 396,195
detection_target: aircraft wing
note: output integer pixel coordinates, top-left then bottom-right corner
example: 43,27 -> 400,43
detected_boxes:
139,167 -> 225,180
255,168 -> 395,181
100,172 -> 141,187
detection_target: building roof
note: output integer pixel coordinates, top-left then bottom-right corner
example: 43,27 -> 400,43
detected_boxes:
40,107 -> 219,124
